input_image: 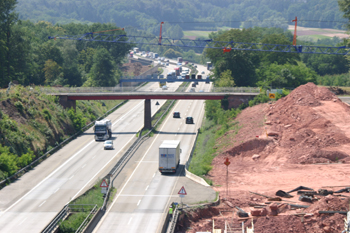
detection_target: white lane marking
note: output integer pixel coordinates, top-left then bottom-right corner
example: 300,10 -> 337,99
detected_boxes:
153,173 -> 156,178
69,135 -> 137,202
82,164 -> 86,169
54,188 -> 59,194
120,195 -> 177,197
145,185 -> 149,191
128,217 -> 132,225
97,103 -> 176,229
0,101 -> 146,216
69,175 -> 74,180
18,218 -> 27,226
92,155 -> 96,159
39,201 -> 46,207
178,128 -> 180,131
137,200 -> 141,206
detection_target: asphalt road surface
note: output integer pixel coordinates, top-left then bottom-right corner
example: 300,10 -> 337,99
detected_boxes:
94,78 -> 214,232
0,81 -> 182,233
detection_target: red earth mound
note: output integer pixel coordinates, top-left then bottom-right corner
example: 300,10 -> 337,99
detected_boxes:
177,83 -> 350,232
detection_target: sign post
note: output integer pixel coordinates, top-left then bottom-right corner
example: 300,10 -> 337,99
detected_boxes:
100,179 -> 109,194
178,186 -> 187,209
224,158 -> 230,200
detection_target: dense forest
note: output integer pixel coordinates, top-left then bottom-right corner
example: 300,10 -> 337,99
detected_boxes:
1,0 -> 350,89
16,0 -> 346,33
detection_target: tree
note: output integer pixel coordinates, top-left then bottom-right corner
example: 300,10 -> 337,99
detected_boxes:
163,48 -> 182,58
85,48 -> 117,87
260,33 -> 300,65
43,59 -> 62,84
256,62 -> 317,88
338,0 -> 350,29
216,70 -> 235,87
0,0 -> 18,87
205,28 -> 261,86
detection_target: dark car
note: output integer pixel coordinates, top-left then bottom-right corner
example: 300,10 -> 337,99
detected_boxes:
186,117 -> 194,124
173,111 -> 180,118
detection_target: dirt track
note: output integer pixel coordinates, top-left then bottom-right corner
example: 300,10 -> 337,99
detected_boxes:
176,83 -> 350,233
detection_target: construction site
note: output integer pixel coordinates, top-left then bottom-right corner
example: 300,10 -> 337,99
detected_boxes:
174,83 -> 350,233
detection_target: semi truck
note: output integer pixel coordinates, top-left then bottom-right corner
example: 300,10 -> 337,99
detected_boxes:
207,61 -> 212,70
159,140 -> 181,173
94,119 -> 112,141
177,57 -> 183,63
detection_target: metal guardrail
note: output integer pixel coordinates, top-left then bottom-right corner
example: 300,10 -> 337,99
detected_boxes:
0,100 -> 128,188
41,82 -> 186,232
75,205 -> 98,233
41,204 -> 69,233
166,206 -> 179,233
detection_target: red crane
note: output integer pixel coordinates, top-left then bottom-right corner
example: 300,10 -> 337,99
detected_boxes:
159,22 -> 164,45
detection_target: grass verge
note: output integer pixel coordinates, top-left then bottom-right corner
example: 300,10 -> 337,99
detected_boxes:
57,181 -> 105,232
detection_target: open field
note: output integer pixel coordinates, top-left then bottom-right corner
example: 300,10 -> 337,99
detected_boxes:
184,26 -> 349,41
183,30 -> 214,39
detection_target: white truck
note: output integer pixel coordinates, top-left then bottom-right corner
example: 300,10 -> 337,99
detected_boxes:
94,119 -> 112,141
159,140 -> 181,173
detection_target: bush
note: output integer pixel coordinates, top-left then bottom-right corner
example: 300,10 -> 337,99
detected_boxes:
67,108 -> 87,131
17,150 -> 35,168
42,108 -> 52,121
248,93 -> 270,107
14,101 -> 24,113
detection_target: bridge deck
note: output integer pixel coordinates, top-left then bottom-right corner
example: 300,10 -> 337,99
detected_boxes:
53,92 -> 259,100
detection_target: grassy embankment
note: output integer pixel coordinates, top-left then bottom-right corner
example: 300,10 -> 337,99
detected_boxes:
0,85 -> 124,181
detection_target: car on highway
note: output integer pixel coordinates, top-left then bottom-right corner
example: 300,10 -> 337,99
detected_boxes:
104,140 -> 113,150
201,71 -> 205,74
199,90 -> 204,92
186,117 -> 194,124
189,88 -> 195,92
166,62 -> 169,66
162,85 -> 168,90
173,111 -> 180,118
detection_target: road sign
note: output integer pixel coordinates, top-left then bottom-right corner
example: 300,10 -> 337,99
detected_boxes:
224,158 -> 230,166
101,187 -> 107,194
179,195 -> 185,198
155,101 -> 160,105
100,179 -> 108,188
178,186 -> 187,195
269,93 -> 276,99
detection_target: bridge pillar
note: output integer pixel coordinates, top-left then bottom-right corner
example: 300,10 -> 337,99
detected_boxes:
58,95 -> 76,110
144,99 -> 152,129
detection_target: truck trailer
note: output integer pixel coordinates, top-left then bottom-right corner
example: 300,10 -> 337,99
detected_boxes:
94,119 -> 112,141
159,140 -> 181,173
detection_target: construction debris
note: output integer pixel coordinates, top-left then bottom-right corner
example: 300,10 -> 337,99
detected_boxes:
276,190 -> 294,198
288,186 -> 314,193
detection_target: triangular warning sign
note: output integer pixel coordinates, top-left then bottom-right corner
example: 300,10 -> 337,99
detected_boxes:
178,186 -> 187,195
100,179 -> 108,188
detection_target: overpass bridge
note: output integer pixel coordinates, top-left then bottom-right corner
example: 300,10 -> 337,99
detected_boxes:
43,87 -> 259,129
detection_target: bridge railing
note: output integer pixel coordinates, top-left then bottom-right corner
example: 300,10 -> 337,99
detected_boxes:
41,86 -> 261,94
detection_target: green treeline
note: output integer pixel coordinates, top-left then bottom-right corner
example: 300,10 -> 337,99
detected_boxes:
0,0 -> 132,88
205,27 -> 349,89
16,0 -> 345,31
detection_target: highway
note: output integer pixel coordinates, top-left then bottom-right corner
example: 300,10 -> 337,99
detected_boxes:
0,79 -> 182,232
94,64 -> 211,232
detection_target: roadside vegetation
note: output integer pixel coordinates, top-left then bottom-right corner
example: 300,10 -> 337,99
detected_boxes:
189,89 -> 290,184
57,181 -> 109,232
0,85 -> 124,181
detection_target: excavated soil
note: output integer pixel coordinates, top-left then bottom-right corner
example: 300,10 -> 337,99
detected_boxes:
176,83 -> 350,232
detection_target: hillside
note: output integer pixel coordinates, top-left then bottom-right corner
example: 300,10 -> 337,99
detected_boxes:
177,83 -> 350,232
16,0 -> 345,33
0,85 -> 124,180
